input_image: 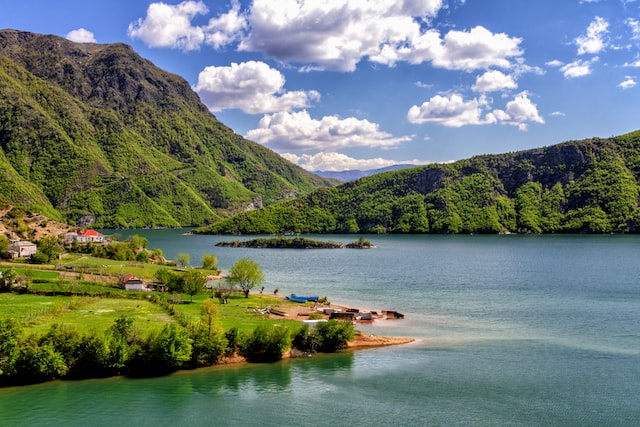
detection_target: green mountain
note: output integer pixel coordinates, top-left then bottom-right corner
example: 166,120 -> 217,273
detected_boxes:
196,130 -> 640,234
0,29 -> 329,228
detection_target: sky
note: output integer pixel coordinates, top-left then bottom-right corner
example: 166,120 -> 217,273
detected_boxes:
2,0 -> 640,171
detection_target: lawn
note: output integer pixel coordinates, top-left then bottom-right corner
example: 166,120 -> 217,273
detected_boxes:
171,292 -> 303,332
24,297 -> 172,335
0,293 -> 71,320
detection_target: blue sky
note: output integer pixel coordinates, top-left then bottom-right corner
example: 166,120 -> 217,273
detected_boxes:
2,0 -> 640,171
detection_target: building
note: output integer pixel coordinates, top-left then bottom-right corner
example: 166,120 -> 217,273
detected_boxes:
6,240 -> 37,259
120,274 -> 149,291
65,229 -> 105,243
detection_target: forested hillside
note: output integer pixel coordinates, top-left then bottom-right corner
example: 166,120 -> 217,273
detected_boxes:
0,30 -> 329,228
196,130 -> 640,234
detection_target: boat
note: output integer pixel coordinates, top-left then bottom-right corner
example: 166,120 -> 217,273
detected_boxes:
286,295 -> 319,303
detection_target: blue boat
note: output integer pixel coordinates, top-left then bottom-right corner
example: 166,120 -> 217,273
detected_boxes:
286,295 -> 319,303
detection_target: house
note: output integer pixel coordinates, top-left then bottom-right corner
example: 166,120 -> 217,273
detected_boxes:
7,240 -> 37,259
65,229 -> 105,243
120,274 -> 149,291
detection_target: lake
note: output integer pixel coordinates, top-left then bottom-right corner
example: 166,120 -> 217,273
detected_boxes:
1,232 -> 639,426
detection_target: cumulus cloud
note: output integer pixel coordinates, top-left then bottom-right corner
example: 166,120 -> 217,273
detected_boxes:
368,25 -> 523,72
246,110 -> 412,151
407,94 -> 493,127
129,1 -> 526,73
560,58 -> 598,78
203,1 -> 247,48
575,16 -> 609,55
472,70 -> 517,92
193,61 -> 319,114
128,1 -> 209,51
407,92 -> 543,130
619,77 -> 637,89
489,92 -> 544,131
280,151 -> 429,172
428,26 -> 523,71
240,1 -> 444,71
65,28 -> 96,43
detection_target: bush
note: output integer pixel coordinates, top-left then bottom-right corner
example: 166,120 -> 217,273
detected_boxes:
296,320 -> 355,353
240,323 -> 291,362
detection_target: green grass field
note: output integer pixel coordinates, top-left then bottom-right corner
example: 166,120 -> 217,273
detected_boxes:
25,297 -> 173,335
1,255 -> 303,339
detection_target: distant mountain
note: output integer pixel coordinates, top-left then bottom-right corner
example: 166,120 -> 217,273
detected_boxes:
313,164 -> 418,182
0,30 -> 331,228
196,131 -> 640,234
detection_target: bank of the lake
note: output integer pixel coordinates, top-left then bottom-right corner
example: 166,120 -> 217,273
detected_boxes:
1,232 -> 638,426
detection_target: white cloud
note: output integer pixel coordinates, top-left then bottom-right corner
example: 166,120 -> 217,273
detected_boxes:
546,59 -> 564,68
408,92 -> 543,130
203,0 -> 247,48
281,151 -> 429,172
127,1 -> 209,51
240,0 -> 446,71
560,58 -> 598,78
193,61 -> 319,114
624,58 -> 640,67
551,111 -> 566,117
575,16 -> 609,55
407,94 -> 494,127
619,77 -> 637,89
428,26 -> 523,71
489,92 -> 544,131
627,18 -> 640,40
130,1 -> 528,73
65,28 -> 96,43
246,110 -> 412,151
472,70 -> 517,93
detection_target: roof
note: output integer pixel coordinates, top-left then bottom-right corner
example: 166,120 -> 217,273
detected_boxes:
79,229 -> 103,237
120,273 -> 141,284
9,240 -> 36,247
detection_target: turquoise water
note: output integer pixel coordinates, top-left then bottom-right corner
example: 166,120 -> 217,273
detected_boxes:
1,233 -> 639,426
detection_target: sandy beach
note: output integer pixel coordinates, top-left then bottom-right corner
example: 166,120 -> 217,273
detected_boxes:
266,296 -> 415,350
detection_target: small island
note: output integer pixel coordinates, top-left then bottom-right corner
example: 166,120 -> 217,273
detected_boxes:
216,236 -> 374,249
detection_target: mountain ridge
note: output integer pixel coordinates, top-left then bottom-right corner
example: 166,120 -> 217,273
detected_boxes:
0,29 -> 330,228
196,130 -> 640,234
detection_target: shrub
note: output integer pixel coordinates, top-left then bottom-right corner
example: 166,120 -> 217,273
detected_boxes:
239,323 -> 291,362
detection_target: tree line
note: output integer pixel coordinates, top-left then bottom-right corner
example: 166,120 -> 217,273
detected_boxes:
0,302 -> 354,386
196,133 -> 640,235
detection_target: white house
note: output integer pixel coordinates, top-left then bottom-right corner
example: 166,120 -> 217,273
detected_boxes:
65,229 -> 105,243
7,240 -> 37,259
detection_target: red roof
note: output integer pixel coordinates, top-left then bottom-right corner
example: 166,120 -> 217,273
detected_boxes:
79,229 -> 103,237
121,274 -> 141,284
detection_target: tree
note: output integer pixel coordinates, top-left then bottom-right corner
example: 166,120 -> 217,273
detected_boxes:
182,270 -> 206,302
37,236 -> 62,263
226,258 -> 265,298
199,299 -> 222,337
1,268 -> 17,290
154,268 -> 173,287
126,235 -> 148,251
176,253 -> 190,267
148,323 -> 192,372
201,254 -> 218,271
0,235 -> 9,258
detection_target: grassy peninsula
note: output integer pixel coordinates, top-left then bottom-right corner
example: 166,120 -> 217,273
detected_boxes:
0,235 -> 394,386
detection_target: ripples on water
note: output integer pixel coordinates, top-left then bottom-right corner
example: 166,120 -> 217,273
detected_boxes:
1,233 -> 638,426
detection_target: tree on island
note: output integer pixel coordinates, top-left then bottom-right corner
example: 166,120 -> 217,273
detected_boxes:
227,258 -> 265,298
